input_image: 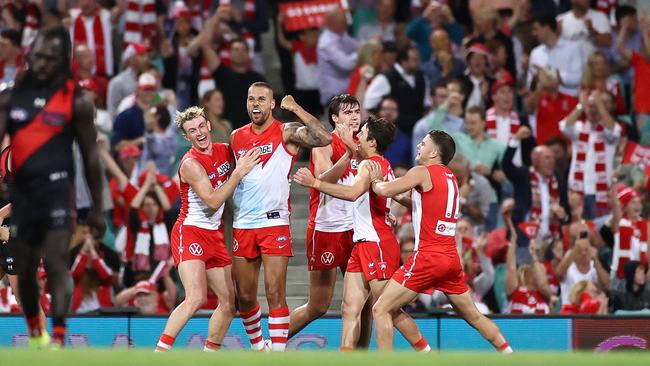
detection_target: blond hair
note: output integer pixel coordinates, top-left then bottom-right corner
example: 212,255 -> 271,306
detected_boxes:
175,106 -> 206,132
356,39 -> 382,67
569,280 -> 590,305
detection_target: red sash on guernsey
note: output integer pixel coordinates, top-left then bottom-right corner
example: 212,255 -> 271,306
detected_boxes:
73,11 -> 107,76
528,168 -> 561,239
571,122 -> 609,208
485,106 -> 520,141
124,0 -> 157,46
11,80 -> 76,174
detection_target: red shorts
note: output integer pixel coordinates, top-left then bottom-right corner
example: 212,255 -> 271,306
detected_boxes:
346,241 -> 399,281
306,228 -> 354,271
171,223 -> 231,269
232,225 -> 293,259
392,250 -> 468,295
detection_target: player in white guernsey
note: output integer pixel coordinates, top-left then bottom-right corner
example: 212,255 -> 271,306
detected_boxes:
156,107 -> 259,352
230,83 -> 331,351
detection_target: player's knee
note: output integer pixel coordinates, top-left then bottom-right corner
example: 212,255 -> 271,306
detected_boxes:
185,294 -> 207,312
307,301 -> 329,318
371,301 -> 389,319
264,286 -> 285,308
341,299 -> 364,319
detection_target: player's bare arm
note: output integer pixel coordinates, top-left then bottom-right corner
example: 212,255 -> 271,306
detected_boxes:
181,148 -> 260,210
73,91 -> 105,237
282,95 -> 332,151
370,164 -> 430,198
311,144 -> 337,182
294,160 -> 372,202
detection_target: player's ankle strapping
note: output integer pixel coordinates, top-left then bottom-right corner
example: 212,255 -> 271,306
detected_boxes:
156,333 -> 175,351
52,325 -> 66,346
203,339 -> 221,352
497,342 -> 513,353
268,306 -> 290,352
25,314 -> 42,337
412,336 -> 431,352
241,303 -> 264,350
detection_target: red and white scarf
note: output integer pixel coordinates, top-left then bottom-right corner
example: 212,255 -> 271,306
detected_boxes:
123,0 -> 157,47
72,9 -> 109,76
486,106 -> 520,142
571,122 -> 609,207
22,3 -> 39,50
134,218 -> 170,272
529,168 -> 561,239
612,217 -> 644,279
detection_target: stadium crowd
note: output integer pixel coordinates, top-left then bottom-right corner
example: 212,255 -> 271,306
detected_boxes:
1,0 -> 650,321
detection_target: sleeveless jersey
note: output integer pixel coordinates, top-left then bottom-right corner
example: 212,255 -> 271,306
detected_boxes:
231,121 -> 297,229
7,79 -> 77,184
352,155 -> 395,245
412,164 -> 460,253
308,133 -> 357,232
177,142 -> 232,230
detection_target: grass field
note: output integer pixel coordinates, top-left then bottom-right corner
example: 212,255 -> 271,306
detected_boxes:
1,350 -> 649,366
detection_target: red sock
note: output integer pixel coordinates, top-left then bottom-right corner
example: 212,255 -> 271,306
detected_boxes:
497,342 -> 512,353
203,339 -> 221,351
241,303 -> 264,350
268,306 -> 290,352
52,325 -> 66,346
411,336 -> 431,352
25,315 -> 42,337
340,346 -> 354,351
156,333 -> 175,351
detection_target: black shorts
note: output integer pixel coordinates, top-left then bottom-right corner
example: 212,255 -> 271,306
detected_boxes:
10,179 -> 74,243
0,241 -> 15,275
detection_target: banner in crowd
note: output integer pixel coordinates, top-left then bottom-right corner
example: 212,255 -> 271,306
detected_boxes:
621,141 -> 650,168
279,0 -> 349,31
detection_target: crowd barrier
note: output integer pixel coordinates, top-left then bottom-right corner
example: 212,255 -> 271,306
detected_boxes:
1,314 -> 649,351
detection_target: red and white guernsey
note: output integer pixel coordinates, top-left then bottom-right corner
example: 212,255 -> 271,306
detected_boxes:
507,287 -> 550,314
353,156 -> 395,244
177,143 -> 233,230
231,121 -> 297,229
412,165 -> 460,253
612,218 -> 648,279
308,133 -> 358,232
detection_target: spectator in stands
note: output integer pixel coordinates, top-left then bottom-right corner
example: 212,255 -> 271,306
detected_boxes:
205,36 -> 266,128
357,0 -> 397,42
556,0 -> 612,64
462,43 -> 493,109
545,137 -> 571,180
608,5 -> 640,86
616,12 -> 650,145
129,164 -> 174,273
317,7 -> 358,106
560,90 -> 620,220
528,13 -> 584,98
503,133 -> 570,242
609,260 -> 650,313
560,279 -> 609,314
421,29 -> 466,86
379,40 -> 398,73
75,45 -> 108,102
525,62 -> 578,145
276,13 -> 320,115
69,0 -> 116,77
469,8 -> 517,79
347,39 -> 382,103
112,72 -> 157,152
107,43 -> 151,119
378,96 -> 408,167
115,277 -> 176,315
364,45 -> 430,161
581,51 -> 626,115
141,106 -> 177,176
556,234 -> 611,306
504,212 -> 554,314
69,225 -> 120,313
449,154 -> 493,231
161,6 -> 200,111
200,89 -> 232,144
0,29 -> 23,84
406,1 -> 463,63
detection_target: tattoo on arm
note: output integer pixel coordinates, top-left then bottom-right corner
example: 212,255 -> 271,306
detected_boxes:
287,122 -> 332,148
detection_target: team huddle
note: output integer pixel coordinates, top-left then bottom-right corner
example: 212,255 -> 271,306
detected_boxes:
156,82 -> 513,352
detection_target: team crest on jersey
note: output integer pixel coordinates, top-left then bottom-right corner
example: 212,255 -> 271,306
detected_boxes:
42,111 -> 67,126
236,148 -> 248,156
276,235 -> 287,242
350,159 -> 359,170
217,161 -> 230,176
435,220 -> 456,236
368,261 -> 375,269
9,108 -> 28,122
258,142 -> 273,155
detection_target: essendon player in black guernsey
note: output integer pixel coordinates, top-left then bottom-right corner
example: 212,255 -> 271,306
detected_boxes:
0,27 -> 105,348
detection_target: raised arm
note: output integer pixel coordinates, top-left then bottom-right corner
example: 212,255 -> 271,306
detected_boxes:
97,134 -> 129,191
293,160 -> 373,201
182,148 -> 260,211
504,212 -> 519,297
73,92 -> 105,237
370,164 -> 429,198
276,13 -> 292,51
0,203 -> 11,225
282,95 -> 332,152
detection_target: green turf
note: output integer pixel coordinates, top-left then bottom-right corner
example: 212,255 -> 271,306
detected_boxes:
1,350 -> 649,366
